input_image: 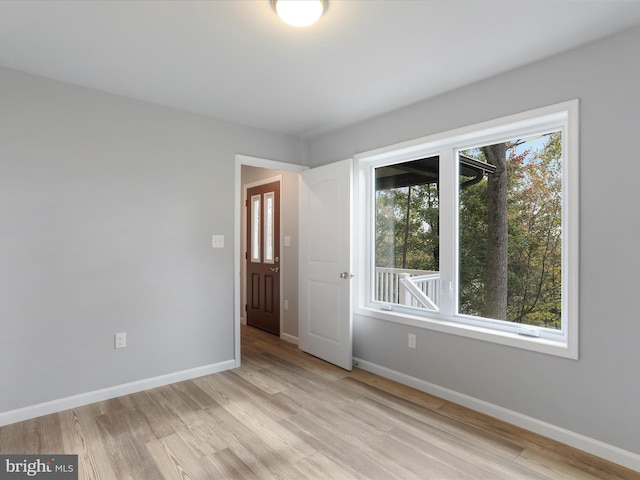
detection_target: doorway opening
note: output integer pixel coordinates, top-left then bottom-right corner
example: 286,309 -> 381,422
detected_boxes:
235,154 -> 354,371
235,155 -> 308,365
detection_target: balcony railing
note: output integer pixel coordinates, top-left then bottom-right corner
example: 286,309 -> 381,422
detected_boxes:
375,267 -> 441,311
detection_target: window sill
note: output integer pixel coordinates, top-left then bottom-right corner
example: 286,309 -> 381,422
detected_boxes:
354,305 -> 578,360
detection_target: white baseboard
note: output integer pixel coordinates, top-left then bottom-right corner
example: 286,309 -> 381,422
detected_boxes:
0,359 -> 236,427
353,357 -> 640,473
280,332 -> 298,345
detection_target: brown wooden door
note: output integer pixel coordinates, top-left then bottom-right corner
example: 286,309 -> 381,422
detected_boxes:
246,181 -> 280,335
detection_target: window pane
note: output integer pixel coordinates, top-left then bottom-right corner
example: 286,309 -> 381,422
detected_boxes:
458,131 -> 562,329
251,195 -> 261,263
264,192 -> 274,263
374,156 -> 440,311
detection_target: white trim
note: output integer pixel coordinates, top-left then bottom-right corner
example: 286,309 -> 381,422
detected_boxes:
280,332 -> 299,345
565,101 -> 580,360
354,306 -> 574,358
0,360 -> 235,427
236,154 -> 309,173
235,154 -> 309,367
353,100 -> 579,165
354,100 -> 579,359
353,357 -> 640,473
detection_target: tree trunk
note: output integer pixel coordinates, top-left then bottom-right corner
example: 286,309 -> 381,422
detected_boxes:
402,186 -> 412,268
482,144 -> 508,320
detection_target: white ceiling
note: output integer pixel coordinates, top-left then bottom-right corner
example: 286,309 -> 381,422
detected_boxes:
2,1 -> 640,139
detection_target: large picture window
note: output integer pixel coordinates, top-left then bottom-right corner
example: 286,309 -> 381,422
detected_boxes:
356,101 -> 578,358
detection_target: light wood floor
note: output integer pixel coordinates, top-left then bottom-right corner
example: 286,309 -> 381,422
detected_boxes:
1,325 -> 638,479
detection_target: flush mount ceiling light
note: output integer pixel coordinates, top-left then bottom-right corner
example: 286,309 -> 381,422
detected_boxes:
272,0 -> 327,28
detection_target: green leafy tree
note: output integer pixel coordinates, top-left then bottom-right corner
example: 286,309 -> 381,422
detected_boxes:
376,132 -> 562,329
506,132 -> 562,327
460,132 -> 562,327
459,178 -> 488,316
375,184 -> 439,271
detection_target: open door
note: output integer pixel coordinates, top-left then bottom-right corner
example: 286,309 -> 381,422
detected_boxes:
299,159 -> 353,370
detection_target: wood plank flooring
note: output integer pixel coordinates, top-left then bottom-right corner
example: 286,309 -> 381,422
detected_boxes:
1,325 -> 638,479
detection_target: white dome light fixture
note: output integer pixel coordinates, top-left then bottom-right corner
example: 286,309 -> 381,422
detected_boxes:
272,0 -> 327,28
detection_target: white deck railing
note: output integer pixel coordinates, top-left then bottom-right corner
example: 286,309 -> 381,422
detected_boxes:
375,267 -> 441,311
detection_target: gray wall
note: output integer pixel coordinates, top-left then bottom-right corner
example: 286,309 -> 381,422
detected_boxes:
2,23 -> 639,459
241,165 -> 300,338
0,66 -> 304,413
309,27 -> 640,455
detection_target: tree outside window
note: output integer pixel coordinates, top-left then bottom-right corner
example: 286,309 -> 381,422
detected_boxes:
374,131 -> 563,330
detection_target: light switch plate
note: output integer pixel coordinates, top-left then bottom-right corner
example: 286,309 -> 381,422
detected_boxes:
115,332 -> 127,349
211,235 -> 224,248
284,236 -> 291,247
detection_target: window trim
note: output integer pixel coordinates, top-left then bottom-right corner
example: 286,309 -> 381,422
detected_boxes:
354,100 -> 579,359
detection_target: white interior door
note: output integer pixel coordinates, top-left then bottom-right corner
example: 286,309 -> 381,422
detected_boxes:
299,159 -> 353,371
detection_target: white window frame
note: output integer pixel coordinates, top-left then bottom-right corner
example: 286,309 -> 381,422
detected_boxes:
354,100 -> 579,359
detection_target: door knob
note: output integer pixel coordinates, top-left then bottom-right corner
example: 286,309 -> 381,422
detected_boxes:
270,266 -> 279,273
339,272 -> 354,279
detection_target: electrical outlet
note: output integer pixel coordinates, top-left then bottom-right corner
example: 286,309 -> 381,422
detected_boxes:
115,332 -> 127,349
408,333 -> 416,349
